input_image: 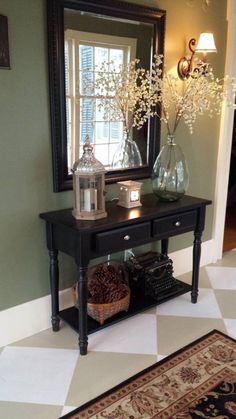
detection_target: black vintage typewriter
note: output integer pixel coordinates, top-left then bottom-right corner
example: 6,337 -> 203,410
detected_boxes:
125,251 -> 184,301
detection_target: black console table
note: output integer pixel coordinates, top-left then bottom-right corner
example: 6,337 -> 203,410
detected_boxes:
40,194 -> 211,355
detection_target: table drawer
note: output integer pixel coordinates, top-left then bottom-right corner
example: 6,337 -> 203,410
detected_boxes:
96,222 -> 151,254
153,210 -> 197,238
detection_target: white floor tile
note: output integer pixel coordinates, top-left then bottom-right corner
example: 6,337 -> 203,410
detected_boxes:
224,319 -> 236,339
60,406 -> 77,416
157,354 -> 167,361
0,346 -> 79,405
156,289 -> 222,318
88,314 -> 157,355
206,267 -> 236,289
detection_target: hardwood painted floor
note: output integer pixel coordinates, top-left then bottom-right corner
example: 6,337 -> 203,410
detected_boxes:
0,251 -> 236,418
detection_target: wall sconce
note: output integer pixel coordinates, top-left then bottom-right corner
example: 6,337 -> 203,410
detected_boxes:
178,32 -> 217,80
117,180 -> 142,208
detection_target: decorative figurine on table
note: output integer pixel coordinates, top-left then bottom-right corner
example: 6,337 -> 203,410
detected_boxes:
117,180 -> 142,208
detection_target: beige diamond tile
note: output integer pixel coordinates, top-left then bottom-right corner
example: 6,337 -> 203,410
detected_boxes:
178,266 -> 212,288
0,401 -> 62,419
214,290 -> 236,318
11,324 -> 79,350
65,351 -> 157,407
156,315 -> 226,355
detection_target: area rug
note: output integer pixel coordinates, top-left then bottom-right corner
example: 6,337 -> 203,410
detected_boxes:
61,330 -> 236,418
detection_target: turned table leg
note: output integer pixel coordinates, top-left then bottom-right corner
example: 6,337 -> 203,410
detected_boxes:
49,249 -> 60,331
191,231 -> 202,303
161,238 -> 169,255
77,266 -> 88,355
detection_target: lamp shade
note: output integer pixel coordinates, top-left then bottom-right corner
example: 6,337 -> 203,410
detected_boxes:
195,33 -> 217,53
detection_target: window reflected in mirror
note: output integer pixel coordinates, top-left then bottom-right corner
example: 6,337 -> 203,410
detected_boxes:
65,29 -> 137,172
64,8 -> 154,174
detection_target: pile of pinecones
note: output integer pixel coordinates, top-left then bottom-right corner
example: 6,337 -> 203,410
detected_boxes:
88,263 -> 129,304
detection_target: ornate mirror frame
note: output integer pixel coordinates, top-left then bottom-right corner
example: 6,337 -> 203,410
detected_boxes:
47,0 -> 166,192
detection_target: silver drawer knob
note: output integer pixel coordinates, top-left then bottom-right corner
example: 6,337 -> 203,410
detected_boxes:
175,221 -> 181,227
124,235 -> 130,241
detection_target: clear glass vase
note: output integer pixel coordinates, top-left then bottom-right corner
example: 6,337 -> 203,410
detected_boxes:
152,134 -> 189,202
112,130 -> 142,169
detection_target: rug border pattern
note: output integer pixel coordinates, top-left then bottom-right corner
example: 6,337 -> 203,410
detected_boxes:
61,330 -> 236,419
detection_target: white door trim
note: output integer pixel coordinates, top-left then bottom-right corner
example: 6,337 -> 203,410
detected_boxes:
212,0 -> 236,261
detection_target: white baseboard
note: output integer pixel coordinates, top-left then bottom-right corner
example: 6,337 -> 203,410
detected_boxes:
169,239 -> 215,276
0,239 -> 215,348
0,289 -> 74,348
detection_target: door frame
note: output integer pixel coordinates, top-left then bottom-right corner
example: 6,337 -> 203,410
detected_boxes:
212,0 -> 236,261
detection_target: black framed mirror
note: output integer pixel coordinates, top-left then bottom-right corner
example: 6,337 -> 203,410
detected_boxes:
47,0 -> 166,192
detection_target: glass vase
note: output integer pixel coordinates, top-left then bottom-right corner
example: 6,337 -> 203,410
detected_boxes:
112,130 -> 142,169
152,134 -> 189,202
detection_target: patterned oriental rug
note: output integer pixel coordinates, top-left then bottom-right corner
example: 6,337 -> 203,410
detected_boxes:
61,330 -> 236,419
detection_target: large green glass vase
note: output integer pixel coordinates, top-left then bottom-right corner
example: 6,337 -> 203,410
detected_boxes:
152,134 -> 189,202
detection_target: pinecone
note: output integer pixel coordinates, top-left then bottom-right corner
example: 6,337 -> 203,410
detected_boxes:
87,263 -> 129,304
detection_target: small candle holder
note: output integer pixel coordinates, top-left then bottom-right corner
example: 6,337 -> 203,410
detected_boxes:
117,180 -> 142,208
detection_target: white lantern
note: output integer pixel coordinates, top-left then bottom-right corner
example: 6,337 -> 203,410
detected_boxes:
117,180 -> 142,208
72,138 -> 107,220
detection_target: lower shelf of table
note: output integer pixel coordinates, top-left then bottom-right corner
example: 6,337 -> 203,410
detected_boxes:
58,280 -> 192,335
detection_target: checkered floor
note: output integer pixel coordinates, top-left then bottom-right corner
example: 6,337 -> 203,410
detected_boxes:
0,250 -> 236,419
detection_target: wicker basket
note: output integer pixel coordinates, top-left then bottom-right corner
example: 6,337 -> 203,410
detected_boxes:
72,284 -> 130,325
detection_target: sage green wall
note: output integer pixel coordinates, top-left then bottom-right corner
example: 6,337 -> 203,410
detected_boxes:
0,0 -> 227,311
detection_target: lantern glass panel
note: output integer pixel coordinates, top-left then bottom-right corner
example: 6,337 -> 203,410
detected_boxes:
79,177 -> 98,212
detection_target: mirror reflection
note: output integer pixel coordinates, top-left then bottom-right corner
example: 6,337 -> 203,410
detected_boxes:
64,8 -> 154,173
47,0 -> 165,191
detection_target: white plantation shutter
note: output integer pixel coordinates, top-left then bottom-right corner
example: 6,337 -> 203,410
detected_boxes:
65,40 -> 74,169
80,45 -> 94,142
